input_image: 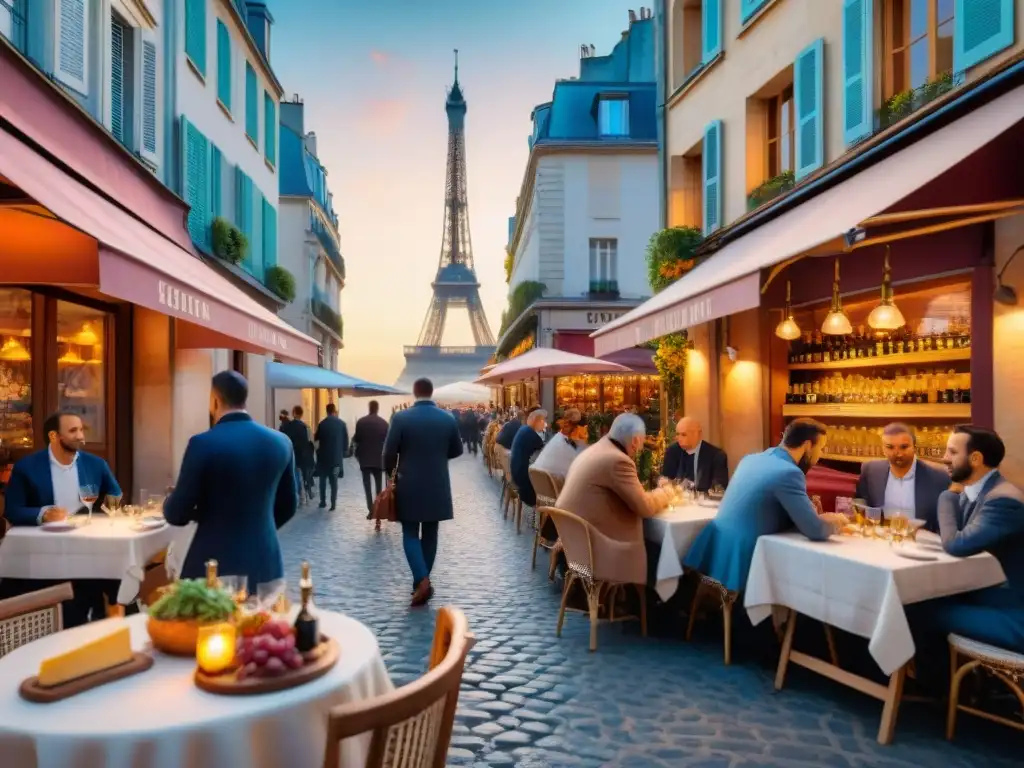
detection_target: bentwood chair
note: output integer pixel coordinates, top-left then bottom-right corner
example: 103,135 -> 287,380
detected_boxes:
322,607 -> 471,768
0,582 -> 74,658
496,449 -> 523,529
527,467 -> 563,579
543,507 -> 647,652
946,633 -> 1024,740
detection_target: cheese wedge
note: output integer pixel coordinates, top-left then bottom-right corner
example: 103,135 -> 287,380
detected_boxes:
37,626 -> 133,687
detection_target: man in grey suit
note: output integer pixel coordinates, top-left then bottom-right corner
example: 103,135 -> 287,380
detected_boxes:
384,378 -> 463,607
855,422 -> 949,532
908,426 -> 1024,672
314,403 -> 349,511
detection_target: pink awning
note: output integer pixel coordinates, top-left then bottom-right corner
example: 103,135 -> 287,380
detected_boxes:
592,80 -> 1024,356
0,128 -> 319,365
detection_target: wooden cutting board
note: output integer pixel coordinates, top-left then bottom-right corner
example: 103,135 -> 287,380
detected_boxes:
194,636 -> 339,695
20,652 -> 155,703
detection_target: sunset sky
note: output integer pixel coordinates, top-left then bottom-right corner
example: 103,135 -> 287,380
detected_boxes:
270,0 -> 644,383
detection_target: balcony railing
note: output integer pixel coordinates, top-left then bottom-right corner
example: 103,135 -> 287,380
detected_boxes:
310,213 -> 346,281
311,293 -> 343,340
1,0 -> 28,55
588,280 -> 620,299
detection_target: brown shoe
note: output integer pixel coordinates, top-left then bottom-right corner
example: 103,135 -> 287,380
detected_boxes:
410,578 -> 432,607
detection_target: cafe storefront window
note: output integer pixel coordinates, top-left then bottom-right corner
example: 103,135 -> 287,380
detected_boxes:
0,288 -> 33,454
56,300 -> 107,447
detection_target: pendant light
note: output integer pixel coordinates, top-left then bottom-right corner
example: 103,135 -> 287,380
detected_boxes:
73,322 -> 100,346
821,258 -> 853,336
867,246 -> 906,331
774,280 -> 802,340
0,337 -> 31,361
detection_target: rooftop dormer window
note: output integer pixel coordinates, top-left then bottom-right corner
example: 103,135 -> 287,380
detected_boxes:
597,94 -> 629,137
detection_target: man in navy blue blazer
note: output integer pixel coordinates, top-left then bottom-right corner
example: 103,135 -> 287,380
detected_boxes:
164,371 -> 298,595
3,411 -> 123,625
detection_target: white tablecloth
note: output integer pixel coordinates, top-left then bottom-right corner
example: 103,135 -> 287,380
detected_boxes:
0,611 -> 393,768
0,518 -> 187,603
644,503 -> 718,601
744,532 -> 1008,674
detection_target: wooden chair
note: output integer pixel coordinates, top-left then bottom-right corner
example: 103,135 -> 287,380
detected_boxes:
946,633 -> 1024,740
0,582 -> 74,658
543,507 -> 647,652
323,607 -> 471,768
496,449 -> 522,528
527,467 -> 562,579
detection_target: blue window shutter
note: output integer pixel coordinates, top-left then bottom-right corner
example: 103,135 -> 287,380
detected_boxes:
955,0 -> 1015,73
264,92 -> 276,165
185,0 -> 206,76
740,0 -> 767,24
216,20 -> 231,110
141,40 -> 158,159
210,145 -> 222,220
245,64 -> 258,144
251,192 -> 264,279
794,38 -> 825,180
842,0 -> 874,146
54,0 -> 88,94
263,198 -> 277,268
110,19 -> 125,143
235,168 -> 251,238
181,117 -> 210,247
702,0 -> 722,62
702,120 -> 722,235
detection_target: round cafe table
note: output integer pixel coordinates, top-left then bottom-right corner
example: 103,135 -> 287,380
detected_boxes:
0,611 -> 393,768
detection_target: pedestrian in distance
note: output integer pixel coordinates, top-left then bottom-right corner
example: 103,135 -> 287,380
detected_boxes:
352,399 -> 390,525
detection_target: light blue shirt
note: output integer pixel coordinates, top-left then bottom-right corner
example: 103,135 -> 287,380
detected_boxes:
964,469 -> 998,502
884,458 -> 917,518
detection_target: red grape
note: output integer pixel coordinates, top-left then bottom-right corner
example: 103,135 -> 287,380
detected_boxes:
282,634 -> 296,651
264,657 -> 285,675
285,651 -> 303,670
253,649 -> 269,665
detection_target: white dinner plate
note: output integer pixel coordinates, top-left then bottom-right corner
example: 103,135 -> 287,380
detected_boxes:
133,518 -> 166,531
41,520 -> 76,532
896,550 -> 939,562
697,499 -> 721,508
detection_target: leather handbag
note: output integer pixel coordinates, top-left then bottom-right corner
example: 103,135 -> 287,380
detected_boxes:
373,468 -> 399,522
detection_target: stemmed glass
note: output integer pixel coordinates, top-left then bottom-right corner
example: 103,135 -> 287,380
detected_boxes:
79,484 -> 99,523
865,505 -> 883,538
104,494 -> 123,527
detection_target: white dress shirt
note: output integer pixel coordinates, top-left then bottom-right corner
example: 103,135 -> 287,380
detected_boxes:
883,458 -> 917,519
39,446 -> 83,524
531,434 -> 585,479
964,469 -> 998,502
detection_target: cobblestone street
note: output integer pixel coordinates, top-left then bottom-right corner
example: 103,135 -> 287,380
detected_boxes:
280,453 -> 1017,768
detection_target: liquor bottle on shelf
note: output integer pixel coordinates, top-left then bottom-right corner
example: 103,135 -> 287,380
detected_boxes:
206,560 -> 218,588
812,331 -> 823,363
293,561 -> 319,653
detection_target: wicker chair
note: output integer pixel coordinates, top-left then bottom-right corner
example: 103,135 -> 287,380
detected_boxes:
495,449 -> 523,529
322,606 -> 471,768
543,507 -> 647,652
946,633 -> 1024,740
685,575 -> 741,665
527,467 -> 563,579
0,582 -> 74,658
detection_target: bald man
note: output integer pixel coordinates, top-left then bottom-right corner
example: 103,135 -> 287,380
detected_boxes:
659,417 -> 729,492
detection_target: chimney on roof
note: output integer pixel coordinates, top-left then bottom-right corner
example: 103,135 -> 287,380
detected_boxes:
304,130 -> 318,158
245,1 -> 274,62
628,9 -> 637,22
280,98 -> 304,135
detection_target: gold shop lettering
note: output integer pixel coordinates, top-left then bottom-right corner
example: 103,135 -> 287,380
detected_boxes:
158,280 -> 211,321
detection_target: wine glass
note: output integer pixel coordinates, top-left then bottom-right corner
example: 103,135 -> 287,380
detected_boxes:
219,575 -> 249,606
865,505 -> 884,538
887,509 -> 911,545
79,484 -> 99,521
257,579 -> 287,614
104,494 -> 123,527
145,494 -> 164,518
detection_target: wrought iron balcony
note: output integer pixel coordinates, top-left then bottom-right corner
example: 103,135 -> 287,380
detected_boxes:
1,0 -> 28,54
311,291 -> 343,340
588,280 -> 620,299
310,213 -> 345,281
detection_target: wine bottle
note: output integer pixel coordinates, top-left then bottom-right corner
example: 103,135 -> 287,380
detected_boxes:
206,560 -> 218,588
293,561 -> 319,653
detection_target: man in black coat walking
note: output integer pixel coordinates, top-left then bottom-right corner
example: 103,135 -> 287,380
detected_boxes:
383,378 -> 463,607
353,400 -> 390,520
314,403 -> 349,511
280,405 -> 315,504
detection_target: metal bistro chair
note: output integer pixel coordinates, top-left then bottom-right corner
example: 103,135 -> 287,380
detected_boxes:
0,582 -> 74,658
946,633 -> 1024,740
322,607 -> 471,768
543,507 -> 647,652
527,467 -> 563,580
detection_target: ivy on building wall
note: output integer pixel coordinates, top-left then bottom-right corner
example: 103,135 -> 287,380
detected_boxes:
503,250 -> 514,283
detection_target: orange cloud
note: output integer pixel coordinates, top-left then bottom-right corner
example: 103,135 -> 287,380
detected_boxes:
370,50 -> 390,66
362,99 -> 409,135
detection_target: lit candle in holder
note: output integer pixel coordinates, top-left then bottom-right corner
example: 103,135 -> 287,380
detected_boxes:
196,623 -> 237,675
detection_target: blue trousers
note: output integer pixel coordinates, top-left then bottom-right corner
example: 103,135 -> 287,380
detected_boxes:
402,521 -> 439,587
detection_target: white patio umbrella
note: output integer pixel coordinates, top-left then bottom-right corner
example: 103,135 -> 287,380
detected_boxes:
432,381 -> 491,405
473,347 -> 629,386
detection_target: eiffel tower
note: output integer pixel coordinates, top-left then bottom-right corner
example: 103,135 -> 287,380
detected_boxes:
396,51 -> 496,390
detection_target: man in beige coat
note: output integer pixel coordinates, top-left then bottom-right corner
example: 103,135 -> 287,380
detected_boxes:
554,414 -> 669,586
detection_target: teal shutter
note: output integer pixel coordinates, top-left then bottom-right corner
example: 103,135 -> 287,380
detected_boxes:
216,20 -> 231,110
954,0 -> 1015,73
263,198 -> 277,268
235,168 -> 252,240
842,0 -> 874,146
264,92 -> 276,166
245,64 -> 258,144
109,18 -> 125,143
702,120 -> 722,235
54,0 -> 88,94
210,145 -> 222,220
740,0 -> 767,24
794,38 -> 825,180
184,0 -> 206,76
702,0 -> 722,62
141,40 -> 158,158
251,192 -> 264,279
181,117 -> 210,247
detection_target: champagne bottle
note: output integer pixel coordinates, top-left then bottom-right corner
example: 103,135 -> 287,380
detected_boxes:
206,560 -> 218,588
293,561 -> 319,653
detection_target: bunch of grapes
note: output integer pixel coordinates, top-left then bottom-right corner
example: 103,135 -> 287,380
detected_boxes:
235,619 -> 304,678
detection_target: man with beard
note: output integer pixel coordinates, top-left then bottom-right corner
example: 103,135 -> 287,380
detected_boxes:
855,422 -> 949,532
164,371 -> 297,596
907,426 -> 1024,661
3,411 -> 122,625
684,418 -> 848,593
